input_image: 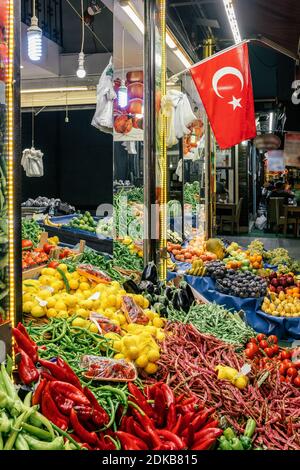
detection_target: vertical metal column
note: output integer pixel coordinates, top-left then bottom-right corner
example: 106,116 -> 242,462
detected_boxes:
203,38 -> 216,239
143,0 -> 157,265
13,0 -> 22,324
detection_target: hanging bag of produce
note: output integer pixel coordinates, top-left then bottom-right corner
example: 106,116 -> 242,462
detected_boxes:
21,147 -> 44,177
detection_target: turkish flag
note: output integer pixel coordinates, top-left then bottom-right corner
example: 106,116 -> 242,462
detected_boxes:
190,43 -> 256,149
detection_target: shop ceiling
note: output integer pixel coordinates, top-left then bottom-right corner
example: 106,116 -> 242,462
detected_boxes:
21,0 -> 300,107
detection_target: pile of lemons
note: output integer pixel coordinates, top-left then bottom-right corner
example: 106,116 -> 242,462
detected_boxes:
23,264 -> 166,374
104,310 -> 166,375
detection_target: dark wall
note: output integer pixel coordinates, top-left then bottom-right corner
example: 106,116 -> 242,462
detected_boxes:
21,109 -> 113,210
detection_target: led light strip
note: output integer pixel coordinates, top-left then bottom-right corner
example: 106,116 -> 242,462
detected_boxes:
7,0 -> 15,326
159,0 -> 167,281
223,0 -> 241,44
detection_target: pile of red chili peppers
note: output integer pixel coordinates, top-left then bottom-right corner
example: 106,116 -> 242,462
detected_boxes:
117,382 -> 223,450
13,323 -> 117,450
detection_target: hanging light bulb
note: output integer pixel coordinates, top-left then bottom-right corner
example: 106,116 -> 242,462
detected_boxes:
27,13 -> 42,61
118,80 -> 128,108
76,52 -> 86,78
76,0 -> 87,78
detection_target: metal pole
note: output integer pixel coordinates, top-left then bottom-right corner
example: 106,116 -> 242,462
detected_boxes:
203,38 -> 216,239
143,0 -> 157,265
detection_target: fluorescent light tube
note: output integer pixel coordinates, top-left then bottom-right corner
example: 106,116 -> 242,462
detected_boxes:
21,87 -> 89,93
121,4 -> 144,34
223,0 -> 241,44
166,32 -> 177,49
173,48 -> 193,68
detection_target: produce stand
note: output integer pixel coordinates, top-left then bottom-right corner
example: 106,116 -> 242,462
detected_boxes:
41,215 -> 113,254
3,0 -> 300,456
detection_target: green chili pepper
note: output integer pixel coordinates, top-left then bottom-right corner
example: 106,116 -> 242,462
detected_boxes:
231,438 -> 244,450
23,434 -> 64,450
244,418 -> 256,438
15,433 -> 30,450
223,427 -> 236,441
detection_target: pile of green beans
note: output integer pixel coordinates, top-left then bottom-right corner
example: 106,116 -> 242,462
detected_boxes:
62,249 -> 124,282
21,219 -> 42,246
27,318 -> 129,430
167,302 -> 255,345
113,241 -> 143,271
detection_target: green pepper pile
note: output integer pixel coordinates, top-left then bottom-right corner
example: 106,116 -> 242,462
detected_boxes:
218,418 -> 257,451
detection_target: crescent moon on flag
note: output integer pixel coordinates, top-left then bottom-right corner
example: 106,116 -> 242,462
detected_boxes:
212,67 -> 244,99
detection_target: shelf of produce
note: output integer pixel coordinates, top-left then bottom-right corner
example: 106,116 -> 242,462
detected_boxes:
41,215 -> 113,254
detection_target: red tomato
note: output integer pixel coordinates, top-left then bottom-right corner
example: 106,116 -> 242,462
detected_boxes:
280,350 -> 292,360
249,337 -> 258,344
282,359 -> 293,369
279,364 -> 286,375
271,344 -> 279,355
265,347 -> 274,358
286,367 -> 298,378
257,334 -> 266,342
245,348 -> 256,359
293,376 -> 300,387
259,340 -> 269,349
48,261 -> 59,269
268,335 -> 278,344
279,375 -> 286,383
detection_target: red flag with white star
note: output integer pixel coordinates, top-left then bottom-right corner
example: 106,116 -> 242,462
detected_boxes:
190,43 -> 256,149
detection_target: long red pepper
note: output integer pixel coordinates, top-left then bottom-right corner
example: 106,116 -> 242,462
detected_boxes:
49,381 -> 90,406
132,409 -> 162,447
191,408 -> 215,432
56,357 -> 83,389
131,421 -> 152,447
49,387 -> 74,416
83,386 -> 109,424
32,378 -> 47,406
41,391 -> 68,431
18,348 -> 39,385
191,437 -> 216,450
128,382 -> 155,418
158,429 -> 185,450
70,409 -> 99,447
166,403 -> 177,430
13,328 -> 38,363
171,414 -> 184,434
17,322 -> 36,346
154,388 -> 167,427
39,359 -> 77,384
193,427 -> 223,443
115,431 -> 148,451
161,383 -> 175,407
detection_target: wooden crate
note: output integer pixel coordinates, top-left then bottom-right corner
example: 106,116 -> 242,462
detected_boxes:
22,234 -> 86,280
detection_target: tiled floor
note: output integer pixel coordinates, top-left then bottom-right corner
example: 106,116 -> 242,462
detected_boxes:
224,235 -> 300,260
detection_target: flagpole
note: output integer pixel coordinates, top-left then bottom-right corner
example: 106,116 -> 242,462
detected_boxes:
203,37 -> 216,239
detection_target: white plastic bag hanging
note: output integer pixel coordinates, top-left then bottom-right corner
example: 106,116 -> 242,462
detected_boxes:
91,57 -> 116,134
21,147 -> 44,177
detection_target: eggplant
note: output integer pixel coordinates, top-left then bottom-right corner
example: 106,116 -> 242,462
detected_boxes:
141,262 -> 158,284
183,284 -> 195,307
165,286 -> 174,301
122,279 -> 140,294
139,280 -> 155,295
175,289 -> 190,313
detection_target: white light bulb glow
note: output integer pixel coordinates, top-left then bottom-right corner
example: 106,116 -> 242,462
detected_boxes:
76,51 -> 86,79
118,83 -> 128,108
223,0 -> 241,44
27,17 -> 42,61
